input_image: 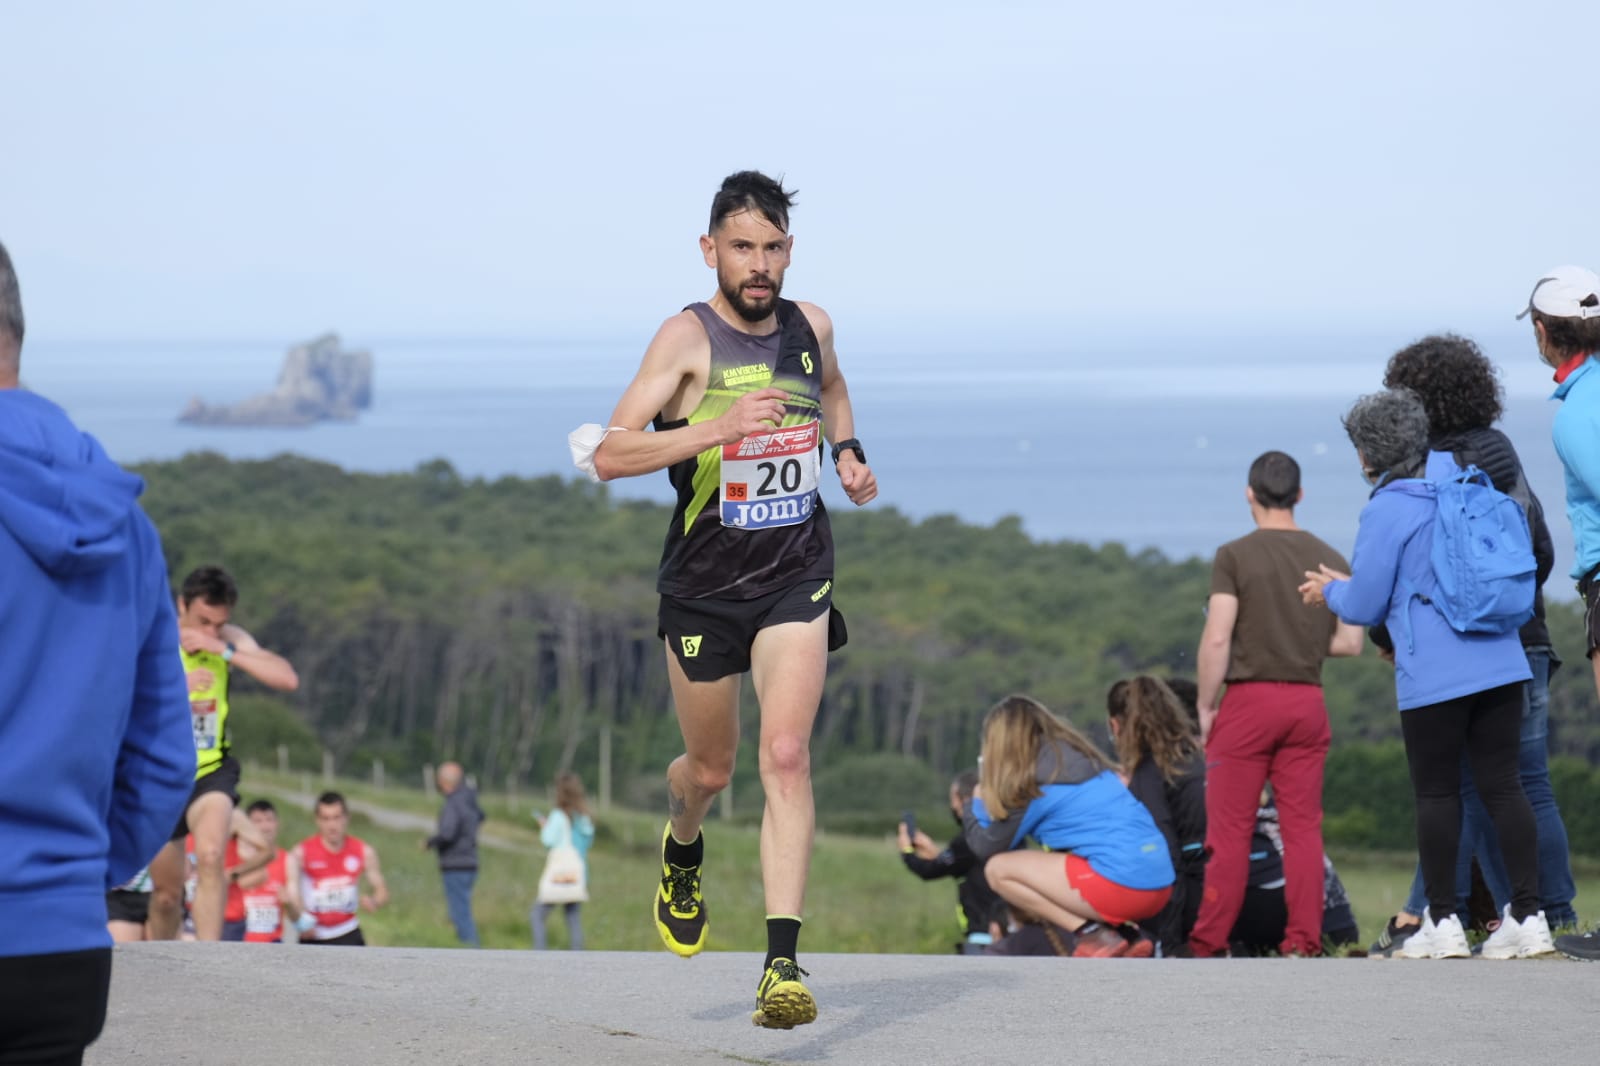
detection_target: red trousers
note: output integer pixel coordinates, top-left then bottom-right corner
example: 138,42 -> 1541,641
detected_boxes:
1189,681 -> 1330,957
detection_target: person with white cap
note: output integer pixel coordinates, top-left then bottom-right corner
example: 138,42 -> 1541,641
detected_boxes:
1521,264 -> 1600,962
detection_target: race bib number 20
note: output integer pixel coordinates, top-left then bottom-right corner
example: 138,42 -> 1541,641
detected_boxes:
721,421 -> 820,530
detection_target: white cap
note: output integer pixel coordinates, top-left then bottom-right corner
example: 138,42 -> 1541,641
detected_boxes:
1517,265 -> 1600,320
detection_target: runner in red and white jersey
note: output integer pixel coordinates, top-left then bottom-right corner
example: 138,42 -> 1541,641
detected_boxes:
235,799 -> 302,943
291,791 -> 387,946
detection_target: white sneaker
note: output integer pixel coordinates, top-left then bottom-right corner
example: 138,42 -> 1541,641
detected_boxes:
1482,905 -> 1558,959
1481,906 -> 1523,959
1516,910 -> 1555,958
1395,910 -> 1471,959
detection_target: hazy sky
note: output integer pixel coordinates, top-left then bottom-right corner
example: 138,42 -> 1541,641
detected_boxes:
4,1 -> 1599,345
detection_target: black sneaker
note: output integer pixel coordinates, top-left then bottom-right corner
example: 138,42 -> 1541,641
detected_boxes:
1369,916 -> 1419,959
654,823 -> 707,957
1555,928 -> 1600,962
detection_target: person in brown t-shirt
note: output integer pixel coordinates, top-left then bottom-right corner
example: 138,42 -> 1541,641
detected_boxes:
1187,451 -> 1363,957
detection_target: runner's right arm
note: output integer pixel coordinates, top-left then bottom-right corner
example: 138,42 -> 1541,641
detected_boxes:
228,808 -> 272,882
280,849 -> 303,921
592,312 -> 787,481
361,843 -> 389,911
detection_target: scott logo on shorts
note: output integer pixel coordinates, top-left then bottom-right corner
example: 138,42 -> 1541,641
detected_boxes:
681,636 -> 702,658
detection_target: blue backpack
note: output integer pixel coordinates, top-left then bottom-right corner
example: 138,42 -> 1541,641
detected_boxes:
1416,465 -> 1536,635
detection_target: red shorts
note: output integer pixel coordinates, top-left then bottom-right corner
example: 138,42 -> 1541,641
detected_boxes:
1064,853 -> 1171,925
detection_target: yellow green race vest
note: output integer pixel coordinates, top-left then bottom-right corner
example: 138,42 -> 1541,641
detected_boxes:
653,299 -> 834,599
180,648 -> 230,778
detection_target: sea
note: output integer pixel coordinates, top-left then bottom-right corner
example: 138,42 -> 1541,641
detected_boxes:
20,329 -> 1581,596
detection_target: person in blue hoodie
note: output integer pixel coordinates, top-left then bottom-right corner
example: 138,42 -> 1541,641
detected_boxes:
1299,388 -> 1551,961
0,240 -> 195,1064
963,695 -> 1174,958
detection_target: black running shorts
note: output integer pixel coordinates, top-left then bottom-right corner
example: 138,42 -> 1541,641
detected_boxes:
659,578 -> 847,682
169,754 -> 242,841
105,890 -> 150,925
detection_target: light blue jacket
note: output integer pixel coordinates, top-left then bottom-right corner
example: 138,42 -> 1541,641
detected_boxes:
1322,461 -> 1530,711
1552,357 -> 1600,579
542,809 -> 595,870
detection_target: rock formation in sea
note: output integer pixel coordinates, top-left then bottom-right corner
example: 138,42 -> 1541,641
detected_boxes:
179,333 -> 373,427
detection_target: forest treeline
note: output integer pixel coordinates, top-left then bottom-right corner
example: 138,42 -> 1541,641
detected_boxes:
138,453 -> 1600,853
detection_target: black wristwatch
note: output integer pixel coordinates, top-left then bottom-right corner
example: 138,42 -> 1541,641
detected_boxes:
830,438 -> 866,466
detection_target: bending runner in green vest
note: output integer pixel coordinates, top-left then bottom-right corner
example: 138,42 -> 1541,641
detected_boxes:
148,565 -> 299,941
575,171 -> 877,1030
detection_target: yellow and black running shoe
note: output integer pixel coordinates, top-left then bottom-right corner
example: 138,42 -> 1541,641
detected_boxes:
654,823 -> 708,957
751,958 -> 817,1030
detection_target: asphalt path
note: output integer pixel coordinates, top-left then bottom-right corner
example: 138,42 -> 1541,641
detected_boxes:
87,942 -> 1596,1065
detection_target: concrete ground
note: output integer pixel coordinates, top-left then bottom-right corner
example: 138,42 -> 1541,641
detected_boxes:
86,943 -> 1595,1065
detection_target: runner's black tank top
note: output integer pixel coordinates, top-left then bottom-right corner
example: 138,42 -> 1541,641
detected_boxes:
654,299 -> 834,599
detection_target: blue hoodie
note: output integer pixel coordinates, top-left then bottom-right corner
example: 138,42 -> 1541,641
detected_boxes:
1551,356 -> 1600,579
1322,455 -> 1531,711
0,390 -> 194,958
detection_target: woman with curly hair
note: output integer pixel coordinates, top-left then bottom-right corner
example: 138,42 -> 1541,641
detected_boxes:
1373,334 -> 1576,948
1300,389 -> 1550,960
1107,676 -> 1206,953
963,695 -> 1173,957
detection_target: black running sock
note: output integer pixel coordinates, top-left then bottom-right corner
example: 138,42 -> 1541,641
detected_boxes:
664,829 -> 703,869
765,916 -> 801,969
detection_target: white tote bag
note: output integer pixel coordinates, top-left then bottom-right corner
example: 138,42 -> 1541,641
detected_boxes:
536,813 -> 588,904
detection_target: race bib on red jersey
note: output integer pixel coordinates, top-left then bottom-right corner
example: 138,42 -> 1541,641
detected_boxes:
720,421 -> 820,530
243,890 -> 281,937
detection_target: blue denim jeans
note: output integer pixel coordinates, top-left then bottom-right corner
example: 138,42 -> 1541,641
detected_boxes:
1402,647 -> 1577,926
441,868 -> 480,947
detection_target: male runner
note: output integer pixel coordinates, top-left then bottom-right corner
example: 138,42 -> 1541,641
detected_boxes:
199,809 -> 272,941
235,800 -> 302,944
148,565 -> 299,941
576,171 -> 877,1029
293,792 -> 388,945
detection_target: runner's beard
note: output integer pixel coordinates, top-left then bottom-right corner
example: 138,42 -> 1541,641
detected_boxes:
720,271 -> 783,323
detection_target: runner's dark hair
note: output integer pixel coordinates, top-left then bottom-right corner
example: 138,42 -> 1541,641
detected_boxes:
180,565 -> 238,607
709,171 -> 797,233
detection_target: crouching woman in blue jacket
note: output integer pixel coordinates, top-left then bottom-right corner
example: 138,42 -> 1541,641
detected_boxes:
1299,388 -> 1551,960
964,695 -> 1174,957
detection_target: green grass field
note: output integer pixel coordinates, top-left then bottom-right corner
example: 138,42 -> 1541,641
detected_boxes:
243,768 -> 1600,955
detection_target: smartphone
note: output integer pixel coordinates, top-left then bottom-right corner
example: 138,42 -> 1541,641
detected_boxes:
901,809 -> 917,837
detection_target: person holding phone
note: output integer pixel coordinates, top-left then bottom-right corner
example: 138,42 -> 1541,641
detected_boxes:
896,772 -> 1001,952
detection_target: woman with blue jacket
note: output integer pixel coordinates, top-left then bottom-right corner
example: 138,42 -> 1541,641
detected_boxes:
1299,388 -> 1551,960
964,695 -> 1174,957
